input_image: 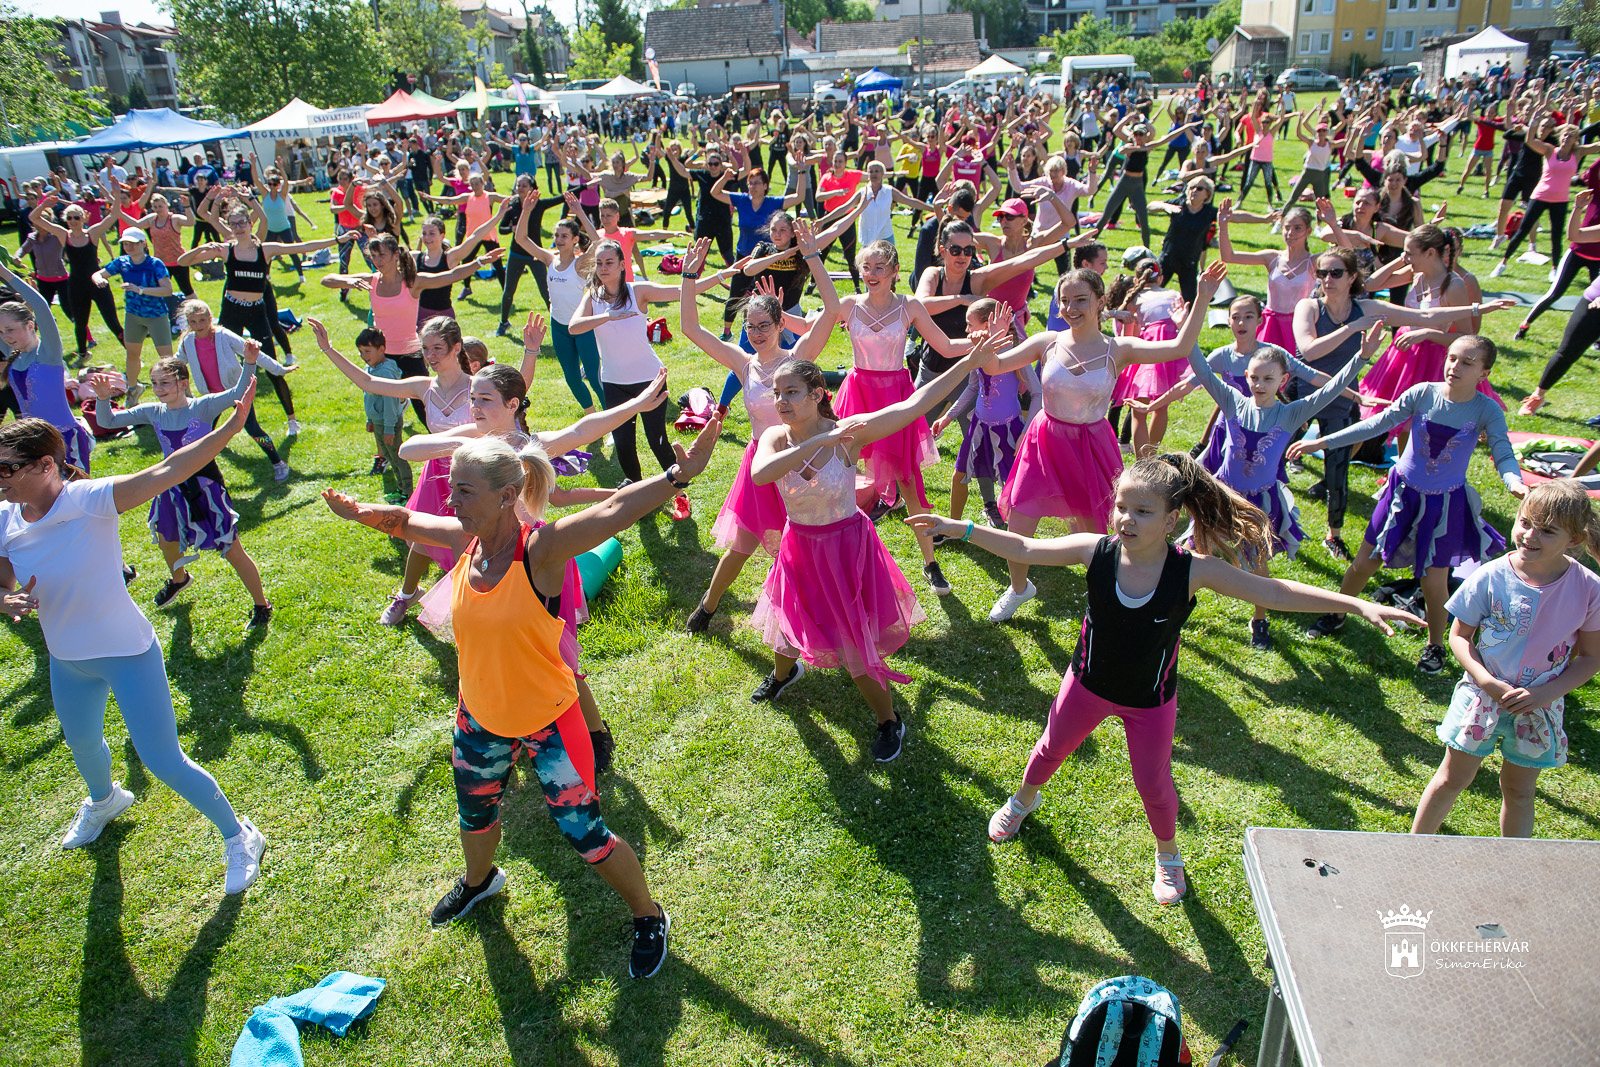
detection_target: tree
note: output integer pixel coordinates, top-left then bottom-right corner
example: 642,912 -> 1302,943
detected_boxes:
786,0 -> 873,34
518,0 -> 549,87
0,6 -> 105,143
949,0 -> 1035,48
380,0 -> 473,93
1557,0 -> 1600,53
591,0 -> 643,78
126,79 -> 151,110
568,21 -> 634,80
165,0 -> 390,121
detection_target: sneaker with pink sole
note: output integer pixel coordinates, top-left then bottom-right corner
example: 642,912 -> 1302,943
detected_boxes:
1153,852 -> 1187,905
988,792 -> 1043,842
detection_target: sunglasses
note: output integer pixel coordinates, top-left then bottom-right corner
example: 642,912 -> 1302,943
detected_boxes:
0,457 -> 37,478
945,244 -> 976,257
1315,267 -> 1348,279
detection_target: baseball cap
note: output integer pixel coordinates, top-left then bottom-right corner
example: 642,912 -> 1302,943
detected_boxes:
1121,245 -> 1155,268
993,197 -> 1031,218
119,227 -> 147,244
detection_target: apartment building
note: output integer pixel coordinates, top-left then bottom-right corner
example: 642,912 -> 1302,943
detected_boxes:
52,11 -> 182,110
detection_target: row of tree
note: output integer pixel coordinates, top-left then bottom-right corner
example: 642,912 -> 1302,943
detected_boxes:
1044,0 -> 1242,84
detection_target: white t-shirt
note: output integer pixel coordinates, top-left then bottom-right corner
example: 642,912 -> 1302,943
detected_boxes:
0,478 -> 154,660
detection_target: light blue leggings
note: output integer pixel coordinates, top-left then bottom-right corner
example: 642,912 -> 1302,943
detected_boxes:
50,640 -> 241,837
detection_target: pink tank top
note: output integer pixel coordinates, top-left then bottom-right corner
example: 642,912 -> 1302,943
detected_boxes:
465,191 -> 493,231
987,243 -> 1034,319
1251,127 -> 1276,163
370,274 -> 422,354
1265,253 -> 1316,313
847,299 -> 909,371
1534,151 -> 1579,203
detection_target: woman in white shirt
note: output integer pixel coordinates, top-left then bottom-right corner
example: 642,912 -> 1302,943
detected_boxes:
0,409 -> 266,894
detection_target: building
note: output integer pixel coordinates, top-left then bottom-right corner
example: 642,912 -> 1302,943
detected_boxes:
454,0 -> 531,85
1019,0 -> 1215,38
1225,0 -> 1572,77
51,11 -> 183,111
786,11 -> 982,93
644,2 -> 789,96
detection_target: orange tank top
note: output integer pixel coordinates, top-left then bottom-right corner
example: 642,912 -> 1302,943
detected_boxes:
465,191 -> 492,233
450,524 -> 577,737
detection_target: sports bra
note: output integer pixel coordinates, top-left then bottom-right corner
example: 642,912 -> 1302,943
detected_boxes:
415,248 -> 454,312
1124,148 -> 1149,174
225,243 -> 268,296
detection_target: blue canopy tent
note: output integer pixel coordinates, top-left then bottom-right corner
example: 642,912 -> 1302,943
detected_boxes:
852,68 -> 902,115
59,108 -> 246,156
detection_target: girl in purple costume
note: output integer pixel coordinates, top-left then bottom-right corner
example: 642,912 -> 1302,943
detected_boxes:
85,351 -> 272,621
0,259 -> 95,472
1289,335 -> 1529,676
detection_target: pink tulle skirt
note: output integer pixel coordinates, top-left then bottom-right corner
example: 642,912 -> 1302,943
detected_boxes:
711,437 -> 788,557
1361,332 -> 1506,423
1000,413 -> 1121,530
749,511 -> 926,687
834,367 -> 936,508
407,457 -> 458,570
1110,319 -> 1184,404
1258,308 -> 1298,354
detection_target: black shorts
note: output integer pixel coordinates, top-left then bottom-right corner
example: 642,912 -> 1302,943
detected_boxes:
1502,168 -> 1540,203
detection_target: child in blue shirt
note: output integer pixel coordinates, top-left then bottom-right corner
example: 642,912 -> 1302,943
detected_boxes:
95,228 -> 174,394
352,327 -> 412,502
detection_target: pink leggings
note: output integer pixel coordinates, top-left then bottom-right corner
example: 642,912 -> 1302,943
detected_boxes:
1023,671 -> 1180,841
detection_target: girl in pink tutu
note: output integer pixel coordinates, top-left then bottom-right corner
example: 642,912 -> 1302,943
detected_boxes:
1107,256 -> 1192,449
834,239 -> 983,596
310,314 -> 474,626
1359,224 -> 1503,439
980,264 -> 1219,623
746,341 -> 996,763
1218,202 -> 1318,355
679,224 -> 840,633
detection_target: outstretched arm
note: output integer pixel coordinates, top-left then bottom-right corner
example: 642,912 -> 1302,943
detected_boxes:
321,488 -> 473,554
905,517 -> 1101,568
110,380 -> 257,513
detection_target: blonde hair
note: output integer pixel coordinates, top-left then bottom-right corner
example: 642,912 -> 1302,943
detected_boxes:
1520,481 -> 1600,560
856,239 -> 898,274
516,441 -> 558,521
452,437 -> 524,498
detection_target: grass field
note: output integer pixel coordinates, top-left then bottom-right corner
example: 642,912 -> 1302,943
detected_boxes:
2,107 -> 1599,1065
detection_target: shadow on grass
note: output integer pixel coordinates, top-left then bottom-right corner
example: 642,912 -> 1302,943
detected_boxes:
77,824 -> 243,1067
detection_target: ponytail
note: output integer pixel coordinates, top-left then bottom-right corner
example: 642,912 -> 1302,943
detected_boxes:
1122,452 -> 1270,566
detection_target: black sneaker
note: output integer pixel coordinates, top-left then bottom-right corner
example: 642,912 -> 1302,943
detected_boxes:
495,321 -> 511,338
866,490 -> 902,523
983,502 -> 1007,530
685,601 -> 715,633
1305,480 -> 1326,502
122,562 -> 137,586
247,604 -> 273,630
1305,612 -> 1345,639
1286,457 -> 1304,475
923,561 -> 952,596
1324,536 -> 1352,563
154,572 -> 192,608
750,660 -> 806,702
591,723 -> 615,775
872,716 -> 906,763
1418,643 -> 1448,675
1250,618 -> 1272,650
629,905 -> 670,978
430,866 -> 506,926
369,455 -> 388,475
930,533 -> 950,547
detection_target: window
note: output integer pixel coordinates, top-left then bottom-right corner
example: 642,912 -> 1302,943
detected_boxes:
1511,0 -> 1522,7
1319,31 -> 1332,50
1532,0 -> 1543,6
1367,26 -> 1377,37
1383,28 -> 1395,48
1401,28 -> 1414,48
1301,31 -> 1312,51
1323,0 -> 1334,10
1445,0 -> 1456,7
1343,27 -> 1353,38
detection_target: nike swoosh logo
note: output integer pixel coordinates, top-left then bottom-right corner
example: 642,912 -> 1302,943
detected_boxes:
1153,617 -> 1168,623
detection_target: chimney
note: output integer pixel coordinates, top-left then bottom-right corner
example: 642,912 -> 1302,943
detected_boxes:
100,10 -> 122,23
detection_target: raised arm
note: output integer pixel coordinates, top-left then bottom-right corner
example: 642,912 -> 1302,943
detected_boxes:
306,317 -> 429,398
1216,199 -> 1277,265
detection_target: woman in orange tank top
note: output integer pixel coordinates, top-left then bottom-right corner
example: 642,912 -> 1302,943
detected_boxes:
419,172 -> 510,300
320,418 -> 724,977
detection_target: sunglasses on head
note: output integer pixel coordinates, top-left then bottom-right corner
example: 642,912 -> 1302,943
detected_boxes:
945,244 -> 976,257
0,457 -> 37,478
1315,267 -> 1348,279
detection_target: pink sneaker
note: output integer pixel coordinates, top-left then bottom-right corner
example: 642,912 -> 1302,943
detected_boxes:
988,792 -> 1042,842
379,589 -> 420,626
1153,852 -> 1187,905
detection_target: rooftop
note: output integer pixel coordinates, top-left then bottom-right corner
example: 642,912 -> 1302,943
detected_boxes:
645,3 -> 787,62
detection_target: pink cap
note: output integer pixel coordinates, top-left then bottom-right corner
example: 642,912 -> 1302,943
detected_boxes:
993,197 -> 1031,218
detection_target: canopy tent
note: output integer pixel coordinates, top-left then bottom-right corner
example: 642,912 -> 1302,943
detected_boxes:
409,89 -> 457,110
451,89 -> 523,111
852,68 -> 902,93
364,89 -> 457,127
60,108 -> 245,156
965,54 -> 1026,78
594,75 -> 655,97
1444,26 -> 1529,78
243,97 -> 372,144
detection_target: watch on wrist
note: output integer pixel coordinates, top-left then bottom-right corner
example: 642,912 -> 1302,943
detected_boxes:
666,464 -> 691,489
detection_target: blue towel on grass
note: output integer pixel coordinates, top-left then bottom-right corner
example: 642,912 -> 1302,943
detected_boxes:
229,971 -> 386,1067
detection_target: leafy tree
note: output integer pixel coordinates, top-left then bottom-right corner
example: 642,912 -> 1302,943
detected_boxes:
569,22 -> 634,79
380,0 -> 473,92
127,79 -> 151,110
785,0 -> 871,36
591,0 -> 643,77
949,0 -> 1035,49
519,0 -> 549,86
1557,0 -> 1600,52
0,6 -> 105,142
1043,14 -> 1130,61
165,0 -> 389,121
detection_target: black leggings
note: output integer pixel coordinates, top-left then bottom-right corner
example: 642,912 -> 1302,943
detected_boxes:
219,297 -> 294,416
1503,198 -> 1567,263
909,174 -> 939,229
1525,247 -> 1600,329
460,240 -> 506,287
67,276 -> 123,355
1539,300 -> 1600,393
827,223 -> 861,288
695,215 -> 735,266
662,185 -> 693,230
242,399 -> 281,464
1310,401 -> 1357,531
604,378 -> 674,483
1156,141 -> 1191,174
499,252 -> 548,324
393,353 -> 428,424
1160,254 -> 1199,306
768,150 -> 788,181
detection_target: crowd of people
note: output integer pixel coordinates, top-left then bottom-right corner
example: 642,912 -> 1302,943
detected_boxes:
5,57 -> 1600,985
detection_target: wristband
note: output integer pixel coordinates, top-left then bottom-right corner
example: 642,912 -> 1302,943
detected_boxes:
682,271 -> 700,280
666,464 -> 691,489
962,520 -> 974,541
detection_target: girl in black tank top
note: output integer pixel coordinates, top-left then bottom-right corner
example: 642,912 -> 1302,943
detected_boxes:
909,452 -> 1418,905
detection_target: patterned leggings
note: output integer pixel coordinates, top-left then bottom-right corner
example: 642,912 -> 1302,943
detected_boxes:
452,700 -> 617,863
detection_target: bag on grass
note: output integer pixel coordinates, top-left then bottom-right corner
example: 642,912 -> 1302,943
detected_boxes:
1505,210 -> 1523,237
674,387 -> 715,432
1046,976 -> 1190,1067
660,254 -> 684,275
647,316 -> 673,344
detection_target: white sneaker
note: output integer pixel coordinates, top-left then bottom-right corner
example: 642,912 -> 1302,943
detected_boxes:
988,580 -> 1037,622
988,792 -> 1043,842
1489,261 -> 1507,278
1153,851 -> 1187,905
62,782 -> 135,848
285,419 -> 302,436
1269,219 -> 1282,234
1549,268 -> 1559,284
223,817 -> 266,894
1490,235 -> 1505,251
272,461 -> 290,482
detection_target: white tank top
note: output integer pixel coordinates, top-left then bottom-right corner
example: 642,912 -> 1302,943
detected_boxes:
593,285 -> 663,385
859,184 -> 895,245
548,255 -> 584,324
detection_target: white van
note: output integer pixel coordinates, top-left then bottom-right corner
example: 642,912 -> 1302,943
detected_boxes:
1063,54 -> 1136,88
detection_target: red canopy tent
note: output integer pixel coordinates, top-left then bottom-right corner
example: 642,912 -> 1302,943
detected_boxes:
364,90 -> 457,127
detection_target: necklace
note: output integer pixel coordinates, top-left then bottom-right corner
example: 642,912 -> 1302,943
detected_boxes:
476,528 -> 518,574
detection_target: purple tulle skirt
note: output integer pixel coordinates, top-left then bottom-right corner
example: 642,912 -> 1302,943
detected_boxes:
750,510 -> 925,687
1000,413 -> 1121,530
1111,320 -> 1183,404
1362,471 -> 1507,577
956,414 -> 1026,482
1243,480 -> 1304,562
1258,308 -> 1299,354
149,477 -> 239,553
834,367 -> 936,508
407,456 -> 458,570
712,438 -> 788,556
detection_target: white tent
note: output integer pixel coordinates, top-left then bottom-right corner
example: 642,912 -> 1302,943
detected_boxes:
242,97 -> 373,149
593,76 -> 655,97
965,54 -> 1026,79
1445,27 -> 1529,79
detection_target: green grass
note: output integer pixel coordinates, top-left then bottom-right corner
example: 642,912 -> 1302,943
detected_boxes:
3,109 -> 1599,1065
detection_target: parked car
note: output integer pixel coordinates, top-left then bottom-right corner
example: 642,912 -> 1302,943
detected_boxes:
1379,63 -> 1421,86
1030,73 -> 1064,100
1550,49 -> 1586,66
1276,67 -> 1341,91
813,82 -> 850,105
675,82 -> 698,98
